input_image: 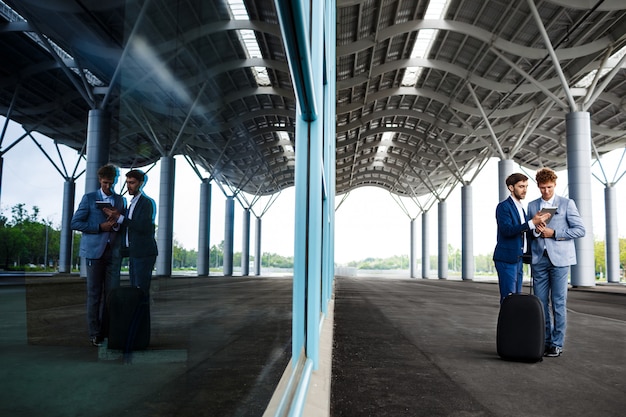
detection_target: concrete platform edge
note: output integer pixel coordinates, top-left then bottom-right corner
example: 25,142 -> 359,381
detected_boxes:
263,298 -> 334,417
303,298 -> 334,417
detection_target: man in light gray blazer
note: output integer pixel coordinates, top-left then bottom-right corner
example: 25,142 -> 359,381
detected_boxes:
71,164 -> 126,346
527,167 -> 585,358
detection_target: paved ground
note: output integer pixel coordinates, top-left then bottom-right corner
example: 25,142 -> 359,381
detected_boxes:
1,273 -> 624,417
330,277 -> 626,417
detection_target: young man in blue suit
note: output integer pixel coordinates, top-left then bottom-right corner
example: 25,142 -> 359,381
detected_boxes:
105,169 -> 158,292
71,164 -> 126,346
493,173 -> 551,303
528,167 -> 585,357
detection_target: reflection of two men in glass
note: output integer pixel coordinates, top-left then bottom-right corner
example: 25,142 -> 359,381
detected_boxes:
71,165 -> 157,347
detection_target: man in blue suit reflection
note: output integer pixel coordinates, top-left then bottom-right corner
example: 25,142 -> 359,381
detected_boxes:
493,173 -> 550,304
105,169 -> 158,293
71,164 -> 126,347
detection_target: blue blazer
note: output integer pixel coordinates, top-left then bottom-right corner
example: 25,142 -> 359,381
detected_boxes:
71,190 -> 125,259
526,195 -> 585,267
493,196 -> 529,264
122,193 -> 158,258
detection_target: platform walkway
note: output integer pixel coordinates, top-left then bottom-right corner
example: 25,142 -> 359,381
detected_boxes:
0,273 -> 624,416
329,276 -> 626,417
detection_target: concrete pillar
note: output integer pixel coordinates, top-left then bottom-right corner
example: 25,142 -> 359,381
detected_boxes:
422,211 -> 429,279
254,216 -> 262,276
223,196 -> 235,276
566,112 -> 594,287
84,109 -> 111,193
438,200 -> 448,279
498,159 -> 515,202
197,180 -> 211,276
156,156 -> 175,277
81,109 -> 110,277
241,208 -> 250,276
58,179 -> 75,273
462,184 -> 474,280
604,185 -> 619,283
410,218 -> 416,278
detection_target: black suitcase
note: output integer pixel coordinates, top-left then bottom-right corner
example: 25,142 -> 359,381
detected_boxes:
496,292 -> 545,362
107,286 -> 150,351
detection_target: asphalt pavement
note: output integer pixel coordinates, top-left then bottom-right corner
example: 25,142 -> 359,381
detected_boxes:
330,276 -> 626,417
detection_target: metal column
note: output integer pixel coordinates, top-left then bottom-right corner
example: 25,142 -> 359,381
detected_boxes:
438,200 -> 448,279
461,184 -> 474,280
81,109 -> 110,277
58,179 -> 75,273
197,179 -> 211,276
566,112 -> 594,287
241,208 -> 250,276
223,196 -> 235,276
422,211 -> 429,279
604,185 -> 619,283
84,109 -> 110,193
156,156 -> 175,277
498,159 -> 515,202
410,218 -> 416,278
254,216 -> 262,276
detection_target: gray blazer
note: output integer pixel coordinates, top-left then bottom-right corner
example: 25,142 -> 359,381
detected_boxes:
526,195 -> 585,267
71,190 -> 125,259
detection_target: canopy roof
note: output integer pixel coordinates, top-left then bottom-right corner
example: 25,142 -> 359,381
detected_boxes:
1,0 -> 625,199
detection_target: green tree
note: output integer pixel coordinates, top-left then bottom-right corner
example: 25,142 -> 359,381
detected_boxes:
39,220 -> 60,269
475,253 -> 495,274
0,204 -> 61,269
596,238 -> 626,281
594,240 -> 606,278
10,204 -> 46,266
0,214 -> 27,268
210,241 -> 224,268
172,239 -> 185,268
448,244 -> 461,272
172,239 -> 199,268
262,252 -> 294,268
186,248 -> 197,268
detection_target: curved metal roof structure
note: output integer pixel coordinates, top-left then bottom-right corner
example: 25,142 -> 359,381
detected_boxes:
1,0 -> 625,200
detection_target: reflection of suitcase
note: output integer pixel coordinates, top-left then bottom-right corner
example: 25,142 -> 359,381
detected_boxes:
107,287 -> 150,351
497,293 -> 545,362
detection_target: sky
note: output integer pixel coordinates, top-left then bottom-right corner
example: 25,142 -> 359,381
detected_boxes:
2,117 -> 625,265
